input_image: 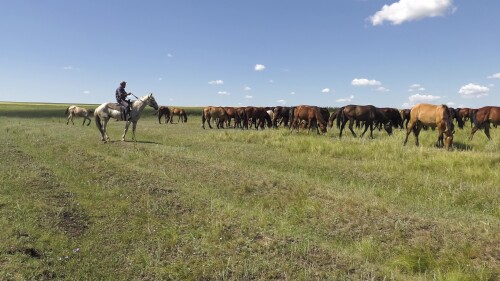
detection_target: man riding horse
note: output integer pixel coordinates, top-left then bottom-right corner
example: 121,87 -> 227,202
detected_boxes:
116,81 -> 132,120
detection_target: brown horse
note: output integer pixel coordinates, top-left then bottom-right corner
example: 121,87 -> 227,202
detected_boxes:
403,103 -> 455,150
377,107 -> 403,129
170,108 -> 187,123
224,107 -> 240,128
400,109 -> 411,128
290,105 -> 327,134
245,106 -> 272,130
469,106 -> 500,140
201,106 -> 227,129
157,106 -> 171,124
447,107 -> 465,129
458,107 -> 474,127
65,105 -> 94,126
336,105 -> 390,138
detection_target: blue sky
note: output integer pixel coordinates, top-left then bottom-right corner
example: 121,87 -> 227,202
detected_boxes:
1,0 -> 499,108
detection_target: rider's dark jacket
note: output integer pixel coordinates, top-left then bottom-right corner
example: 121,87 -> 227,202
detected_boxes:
115,86 -> 128,103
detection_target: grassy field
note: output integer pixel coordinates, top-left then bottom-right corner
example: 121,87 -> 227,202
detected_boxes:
0,102 -> 498,280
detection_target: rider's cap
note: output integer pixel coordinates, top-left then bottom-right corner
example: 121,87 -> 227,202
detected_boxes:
120,81 -> 127,85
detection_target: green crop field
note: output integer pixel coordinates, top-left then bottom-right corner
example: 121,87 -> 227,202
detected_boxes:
0,102 -> 498,280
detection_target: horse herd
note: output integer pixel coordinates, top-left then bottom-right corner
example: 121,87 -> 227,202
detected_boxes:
63,94 -> 499,150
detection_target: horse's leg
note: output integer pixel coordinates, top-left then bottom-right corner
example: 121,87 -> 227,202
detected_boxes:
121,121 -> 131,141
131,121 -> 138,141
484,123 -> 492,140
469,126 -> 479,140
404,121 -> 416,145
360,121 -> 370,138
348,119 -> 357,137
101,117 -> 111,142
339,119 -> 347,138
82,117 -> 86,126
414,124 -> 422,146
437,126 -> 444,148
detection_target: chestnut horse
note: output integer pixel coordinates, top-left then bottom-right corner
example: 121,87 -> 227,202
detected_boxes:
290,105 -> 327,134
95,93 -> 159,142
202,106 -> 227,129
403,103 -> 454,150
66,105 -> 94,126
157,106 -> 171,124
469,106 -> 500,140
170,108 -> 187,123
336,105 -> 390,138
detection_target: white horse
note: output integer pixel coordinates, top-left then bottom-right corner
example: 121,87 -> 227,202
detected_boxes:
66,105 -> 94,126
94,93 -> 159,143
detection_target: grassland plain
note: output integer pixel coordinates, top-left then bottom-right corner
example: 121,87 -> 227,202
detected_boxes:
0,102 -> 498,280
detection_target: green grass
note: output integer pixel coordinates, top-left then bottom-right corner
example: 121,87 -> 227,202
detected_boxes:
0,103 -> 498,280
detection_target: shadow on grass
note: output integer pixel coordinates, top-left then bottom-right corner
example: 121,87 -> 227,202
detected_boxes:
105,140 -> 161,145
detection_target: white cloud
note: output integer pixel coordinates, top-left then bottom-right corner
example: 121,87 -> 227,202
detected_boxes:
158,77 -> 163,81
217,91 -> 230,95
458,83 -> 489,98
277,99 -> 286,104
352,78 -> 381,86
290,92 -> 295,95
408,84 -> 425,92
321,88 -> 331,93
244,86 -> 251,91
336,95 -> 354,103
167,53 -> 173,58
487,73 -> 500,79
369,0 -> 455,26
63,66 -> 73,70
269,79 -> 274,83
376,86 -> 390,92
245,95 -> 253,99
254,64 -> 266,71
209,80 -> 224,85
408,93 -> 441,104
83,90 -> 90,94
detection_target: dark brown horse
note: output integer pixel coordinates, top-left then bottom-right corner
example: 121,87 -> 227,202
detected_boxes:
400,109 -> 411,128
447,107 -> 465,129
170,108 -> 187,123
458,107 -> 474,127
224,107 -> 241,128
272,106 -> 291,128
403,103 -> 455,150
336,105 -> 390,138
377,107 -> 403,129
290,105 -> 327,134
202,106 -> 227,129
157,106 -> 171,124
245,106 -> 272,130
469,106 -> 500,140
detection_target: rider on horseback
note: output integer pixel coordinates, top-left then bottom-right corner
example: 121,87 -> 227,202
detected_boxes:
116,81 -> 132,120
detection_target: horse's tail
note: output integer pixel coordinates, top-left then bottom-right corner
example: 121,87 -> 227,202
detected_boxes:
65,107 -> 70,115
95,114 -> 105,136
471,109 -> 479,127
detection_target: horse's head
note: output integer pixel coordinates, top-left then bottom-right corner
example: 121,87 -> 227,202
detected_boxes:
146,93 -> 159,110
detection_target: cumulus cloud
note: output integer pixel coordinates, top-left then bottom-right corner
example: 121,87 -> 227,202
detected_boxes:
254,64 -> 266,71
63,66 -> 74,70
487,73 -> 500,79
458,83 -> 489,98
290,92 -> 296,95
244,86 -> 251,91
217,91 -> 230,96
352,78 -> 381,86
408,93 -> 441,104
336,95 -> 354,103
369,0 -> 455,26
167,53 -> 173,58
321,88 -> 331,93
83,90 -> 90,94
158,77 -> 163,81
209,80 -> 224,85
245,95 -> 253,99
277,99 -> 286,104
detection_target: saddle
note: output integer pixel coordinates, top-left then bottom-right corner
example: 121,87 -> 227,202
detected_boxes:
108,103 -> 129,120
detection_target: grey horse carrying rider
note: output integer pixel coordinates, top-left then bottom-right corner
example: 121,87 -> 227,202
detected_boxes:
115,81 -> 132,120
